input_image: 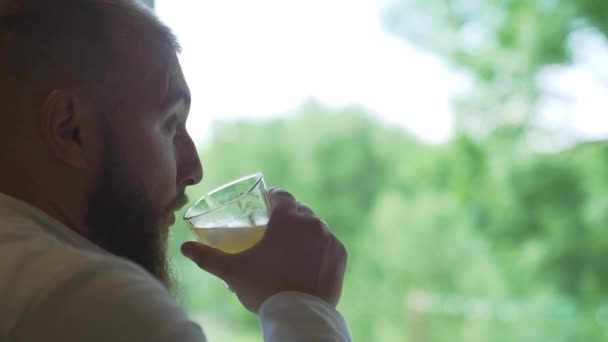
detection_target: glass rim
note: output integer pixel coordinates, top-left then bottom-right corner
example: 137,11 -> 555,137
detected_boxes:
183,172 -> 265,221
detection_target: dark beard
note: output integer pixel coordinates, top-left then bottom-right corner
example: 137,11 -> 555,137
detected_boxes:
84,123 -> 183,294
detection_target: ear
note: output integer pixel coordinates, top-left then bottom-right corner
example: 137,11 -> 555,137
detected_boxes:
39,89 -> 90,168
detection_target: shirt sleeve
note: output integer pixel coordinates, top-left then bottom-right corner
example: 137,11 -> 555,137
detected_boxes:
9,256 -> 206,342
258,292 -> 352,341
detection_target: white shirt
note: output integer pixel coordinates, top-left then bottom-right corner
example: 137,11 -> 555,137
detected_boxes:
0,193 -> 351,341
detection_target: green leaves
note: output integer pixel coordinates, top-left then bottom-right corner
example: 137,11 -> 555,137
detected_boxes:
168,101 -> 608,340
383,0 -> 606,136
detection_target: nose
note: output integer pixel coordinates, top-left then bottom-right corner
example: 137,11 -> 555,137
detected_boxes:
177,132 -> 203,187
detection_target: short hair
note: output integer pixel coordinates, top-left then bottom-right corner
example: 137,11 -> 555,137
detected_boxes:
0,0 -> 181,137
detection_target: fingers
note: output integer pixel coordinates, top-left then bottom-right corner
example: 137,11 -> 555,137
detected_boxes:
181,241 -> 232,280
268,188 -> 316,216
268,188 -> 297,213
315,237 -> 348,306
187,186 -> 348,311
296,201 -> 315,216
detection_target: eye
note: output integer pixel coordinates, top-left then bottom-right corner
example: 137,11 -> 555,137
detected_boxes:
165,115 -> 179,133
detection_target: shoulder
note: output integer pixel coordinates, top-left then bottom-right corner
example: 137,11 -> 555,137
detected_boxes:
1,218 -> 205,341
11,252 -> 205,341
0,215 -> 153,305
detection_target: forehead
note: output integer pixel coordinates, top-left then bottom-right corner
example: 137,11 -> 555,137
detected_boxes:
161,70 -> 191,114
116,38 -> 189,115
160,45 -> 190,105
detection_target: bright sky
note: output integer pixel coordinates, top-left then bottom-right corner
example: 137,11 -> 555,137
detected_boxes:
156,0 -> 608,146
538,30 -> 608,142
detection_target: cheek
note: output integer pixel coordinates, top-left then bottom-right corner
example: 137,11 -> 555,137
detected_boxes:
128,132 -> 178,200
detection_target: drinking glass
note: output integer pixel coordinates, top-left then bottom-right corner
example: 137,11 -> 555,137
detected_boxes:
183,173 -> 271,254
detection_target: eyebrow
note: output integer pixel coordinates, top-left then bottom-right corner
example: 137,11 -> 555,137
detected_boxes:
161,88 -> 191,115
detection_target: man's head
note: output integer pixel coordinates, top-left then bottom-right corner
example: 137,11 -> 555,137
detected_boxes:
0,0 -> 203,291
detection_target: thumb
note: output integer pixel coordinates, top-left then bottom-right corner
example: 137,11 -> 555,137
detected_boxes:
181,241 -> 232,280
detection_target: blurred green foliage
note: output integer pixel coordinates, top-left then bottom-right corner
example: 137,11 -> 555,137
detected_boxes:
169,101 -> 608,341
383,0 -> 608,136
166,0 -> 608,340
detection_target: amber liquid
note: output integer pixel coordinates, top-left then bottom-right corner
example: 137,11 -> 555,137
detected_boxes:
192,225 -> 266,254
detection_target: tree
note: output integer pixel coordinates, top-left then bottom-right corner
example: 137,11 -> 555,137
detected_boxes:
169,100 -> 608,340
383,0 -> 608,138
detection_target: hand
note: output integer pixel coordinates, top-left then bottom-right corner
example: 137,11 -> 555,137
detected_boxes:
181,188 -> 347,313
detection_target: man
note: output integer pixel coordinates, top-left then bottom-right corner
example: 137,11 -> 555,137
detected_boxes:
0,0 -> 351,340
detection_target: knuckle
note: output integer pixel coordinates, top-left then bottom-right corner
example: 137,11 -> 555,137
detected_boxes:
271,188 -> 295,200
331,237 -> 348,263
335,238 -> 346,254
338,241 -> 348,262
297,202 -> 313,212
306,216 -> 327,233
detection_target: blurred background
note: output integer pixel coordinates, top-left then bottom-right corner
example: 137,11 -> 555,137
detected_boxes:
149,0 -> 607,340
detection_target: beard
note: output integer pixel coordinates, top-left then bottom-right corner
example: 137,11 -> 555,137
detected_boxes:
84,122 -> 186,294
